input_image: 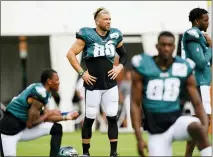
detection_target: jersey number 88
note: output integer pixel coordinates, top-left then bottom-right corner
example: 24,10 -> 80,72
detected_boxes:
146,78 -> 180,101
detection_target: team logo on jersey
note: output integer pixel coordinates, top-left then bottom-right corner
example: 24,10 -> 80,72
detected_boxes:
110,32 -> 119,39
187,29 -> 199,38
35,87 -> 47,98
172,63 -> 187,77
160,72 -> 169,77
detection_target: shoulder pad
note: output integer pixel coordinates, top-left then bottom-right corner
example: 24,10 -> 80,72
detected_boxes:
35,86 -> 47,98
186,58 -> 195,69
186,29 -> 199,39
131,54 -> 143,68
76,27 -> 91,41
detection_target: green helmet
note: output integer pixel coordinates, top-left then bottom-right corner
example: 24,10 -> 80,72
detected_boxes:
58,146 -> 78,157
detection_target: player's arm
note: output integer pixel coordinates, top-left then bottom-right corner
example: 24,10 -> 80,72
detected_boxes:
26,97 -> 49,128
130,70 -> 143,142
108,41 -> 128,80
186,74 -> 208,128
131,70 -> 147,156
66,39 -> 86,74
116,41 -> 128,68
45,111 -> 79,122
43,106 -> 61,115
186,41 -> 212,70
67,38 -> 97,85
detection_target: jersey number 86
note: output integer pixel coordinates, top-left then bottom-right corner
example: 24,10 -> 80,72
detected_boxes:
93,40 -> 115,57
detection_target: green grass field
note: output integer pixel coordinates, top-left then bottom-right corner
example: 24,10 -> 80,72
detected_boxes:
17,131 -> 212,156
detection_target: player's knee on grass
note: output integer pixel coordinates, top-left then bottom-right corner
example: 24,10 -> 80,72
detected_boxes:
82,117 -> 94,139
107,116 -> 118,139
50,123 -> 62,135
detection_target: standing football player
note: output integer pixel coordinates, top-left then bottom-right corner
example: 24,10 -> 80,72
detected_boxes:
131,31 -> 211,156
66,7 -> 127,157
0,69 -> 79,157
181,8 -> 212,157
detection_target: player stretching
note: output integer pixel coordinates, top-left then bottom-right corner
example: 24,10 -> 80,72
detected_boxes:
67,7 -> 127,157
181,8 -> 212,157
0,69 -> 79,157
131,31 -> 211,156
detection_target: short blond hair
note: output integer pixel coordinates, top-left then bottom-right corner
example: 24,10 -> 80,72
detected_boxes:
93,7 -> 109,20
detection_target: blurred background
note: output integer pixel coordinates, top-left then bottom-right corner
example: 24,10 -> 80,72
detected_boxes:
0,1 -> 212,155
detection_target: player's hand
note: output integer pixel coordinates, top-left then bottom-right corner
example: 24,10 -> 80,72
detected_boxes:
203,34 -> 212,48
137,140 -> 148,157
82,70 -> 97,85
108,64 -> 123,80
65,111 -> 79,120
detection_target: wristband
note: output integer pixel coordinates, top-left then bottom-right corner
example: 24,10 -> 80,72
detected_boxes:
79,70 -> 85,76
61,112 -> 69,116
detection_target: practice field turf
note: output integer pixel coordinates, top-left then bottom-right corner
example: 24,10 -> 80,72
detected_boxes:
17,131 -> 212,156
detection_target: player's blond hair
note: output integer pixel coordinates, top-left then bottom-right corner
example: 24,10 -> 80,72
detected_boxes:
93,7 -> 109,20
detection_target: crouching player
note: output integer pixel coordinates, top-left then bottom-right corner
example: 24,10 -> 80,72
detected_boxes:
0,69 -> 79,157
130,31 -> 211,156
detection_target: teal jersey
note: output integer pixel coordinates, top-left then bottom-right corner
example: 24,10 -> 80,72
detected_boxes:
181,27 -> 212,86
6,83 -> 51,122
132,53 -> 194,113
76,27 -> 123,63
76,27 -> 123,90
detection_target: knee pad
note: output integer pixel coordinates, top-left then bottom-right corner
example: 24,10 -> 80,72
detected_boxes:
86,106 -> 97,119
82,117 -> 94,139
107,116 -> 118,139
50,123 -> 62,135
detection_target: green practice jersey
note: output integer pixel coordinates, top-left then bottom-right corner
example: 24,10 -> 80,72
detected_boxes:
6,83 -> 51,122
131,53 -> 195,133
76,27 -> 123,90
181,26 -> 212,86
76,27 -> 122,63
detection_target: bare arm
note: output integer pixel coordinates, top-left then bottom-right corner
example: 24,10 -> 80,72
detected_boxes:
67,39 -> 97,85
130,70 -> 143,142
45,111 -> 79,122
66,39 -> 85,73
186,74 -> 208,127
26,97 -> 47,128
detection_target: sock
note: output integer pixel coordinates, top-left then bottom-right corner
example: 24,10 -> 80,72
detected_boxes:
50,133 -> 62,157
110,141 -> 117,155
200,146 -> 212,156
49,123 -> 62,157
83,143 -> 90,154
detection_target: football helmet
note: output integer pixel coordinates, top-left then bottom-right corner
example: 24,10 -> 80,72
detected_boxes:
58,146 -> 78,157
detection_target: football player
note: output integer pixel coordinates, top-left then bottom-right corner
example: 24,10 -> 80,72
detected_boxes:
66,7 -> 128,157
131,31 -> 211,156
181,8 -> 212,156
0,69 -> 79,157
